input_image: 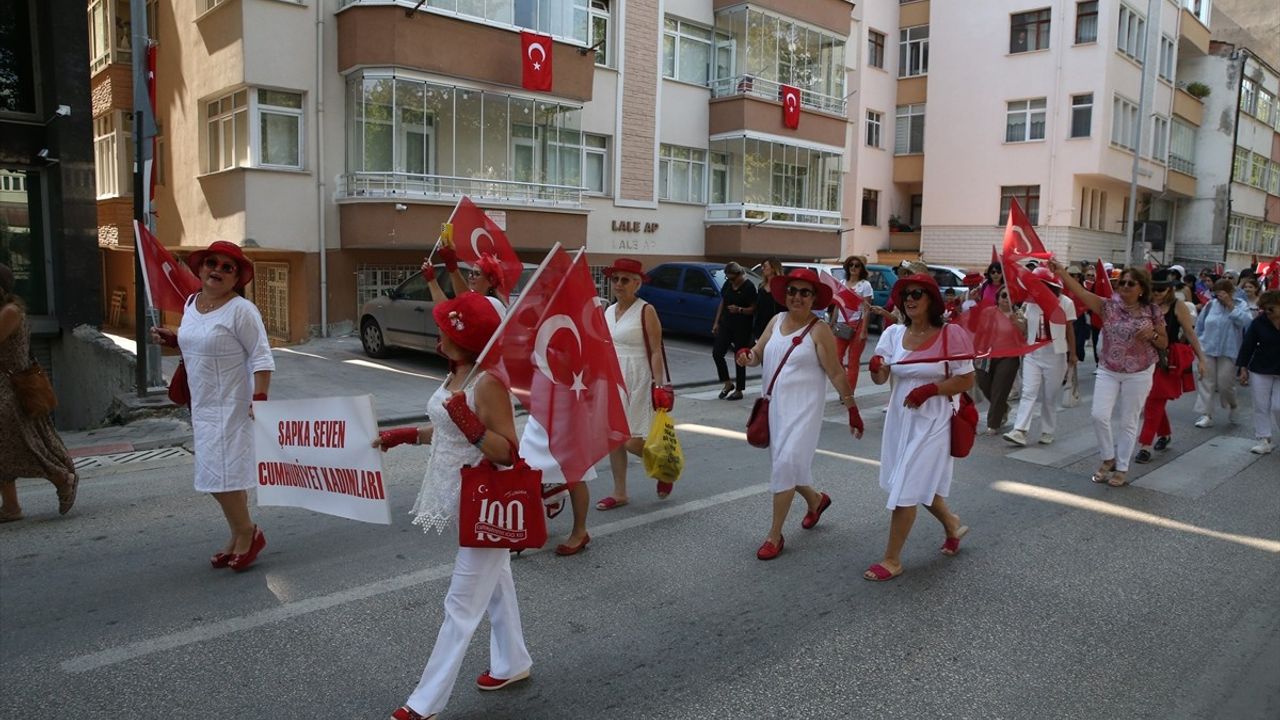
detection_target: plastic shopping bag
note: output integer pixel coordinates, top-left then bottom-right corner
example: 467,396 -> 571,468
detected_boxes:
642,409 -> 684,483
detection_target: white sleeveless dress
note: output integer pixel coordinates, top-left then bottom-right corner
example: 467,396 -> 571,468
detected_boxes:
411,374 -> 487,533
761,319 -> 825,493
606,299 -> 653,439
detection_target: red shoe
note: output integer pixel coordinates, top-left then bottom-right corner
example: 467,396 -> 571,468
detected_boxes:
554,533 -> 590,556
390,706 -> 434,720
476,668 -> 530,691
800,493 -> 831,530
210,551 -> 233,569
227,526 -> 266,572
756,535 -> 784,561
656,481 -> 674,498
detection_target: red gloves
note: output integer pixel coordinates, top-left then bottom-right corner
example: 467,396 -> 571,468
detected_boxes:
252,393 -> 268,401
848,405 -> 864,434
421,262 -> 436,282
869,355 -> 886,374
378,426 -> 419,451
735,348 -> 752,365
444,392 -> 486,445
651,384 -> 674,411
154,328 -> 178,348
437,245 -> 459,273
904,383 -> 939,408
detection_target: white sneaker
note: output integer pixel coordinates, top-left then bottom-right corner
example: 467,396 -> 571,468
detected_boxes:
1251,439 -> 1273,455
1194,415 -> 1214,428
1038,434 -> 1055,445
1228,406 -> 1239,425
1003,429 -> 1028,447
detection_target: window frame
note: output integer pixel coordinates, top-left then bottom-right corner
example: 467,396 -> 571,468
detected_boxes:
1149,114 -> 1168,163
861,188 -> 879,227
582,132 -> 609,196
1117,4 -> 1146,63
868,29 -> 885,70
898,25 -> 929,78
1010,8 -> 1052,54
663,17 -> 715,87
1074,0 -> 1098,44
1005,98 -> 1048,143
1240,79 -> 1257,115
256,89 -> 305,170
895,103 -> 926,155
1069,92 -> 1093,138
999,185 -> 1041,225
1158,35 -> 1175,82
1110,94 -> 1139,151
658,143 -> 708,204
866,109 -> 883,148
589,0 -> 611,68
93,110 -> 134,199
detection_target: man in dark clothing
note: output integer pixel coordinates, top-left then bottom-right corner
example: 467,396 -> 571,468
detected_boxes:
712,261 -> 757,400
753,258 -> 782,340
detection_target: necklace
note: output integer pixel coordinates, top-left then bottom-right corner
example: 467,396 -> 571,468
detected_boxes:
196,292 -> 230,313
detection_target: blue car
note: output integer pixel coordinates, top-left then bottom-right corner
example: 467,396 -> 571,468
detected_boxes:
863,264 -> 898,332
638,262 -> 762,338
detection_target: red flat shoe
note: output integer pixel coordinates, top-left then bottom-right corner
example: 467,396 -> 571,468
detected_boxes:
390,706 -> 435,720
476,668 -> 530,691
756,535 -> 784,561
656,481 -> 673,498
940,525 -> 969,556
227,526 -> 266,572
863,563 -> 903,582
210,551 -> 233,569
555,533 -> 590,556
800,492 -> 831,530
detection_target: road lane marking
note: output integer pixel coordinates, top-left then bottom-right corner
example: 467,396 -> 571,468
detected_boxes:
674,423 -> 881,467
1132,436 -> 1263,498
275,347 -> 328,360
341,358 -> 446,381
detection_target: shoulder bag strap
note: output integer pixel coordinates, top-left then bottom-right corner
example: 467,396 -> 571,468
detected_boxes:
639,303 -> 671,385
942,324 -> 951,380
763,318 -> 818,399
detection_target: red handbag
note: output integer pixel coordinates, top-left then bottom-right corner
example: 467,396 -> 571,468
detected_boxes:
746,318 -> 818,448
167,361 -> 191,407
458,449 -> 548,551
941,326 -> 978,458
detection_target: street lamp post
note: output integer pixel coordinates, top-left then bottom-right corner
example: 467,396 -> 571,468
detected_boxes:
1122,0 -> 1157,269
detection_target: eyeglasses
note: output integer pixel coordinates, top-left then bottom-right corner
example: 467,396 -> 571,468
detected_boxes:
610,276 -> 634,285
903,288 -> 928,300
847,262 -> 863,269
203,257 -> 238,275
785,286 -> 815,298
991,269 -> 1003,274
1116,279 -> 1141,288
998,293 -> 1010,300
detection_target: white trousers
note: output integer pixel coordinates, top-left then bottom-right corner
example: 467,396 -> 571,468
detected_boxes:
406,546 -> 532,716
1249,372 -> 1280,440
1194,355 -> 1239,417
1091,366 -> 1155,472
1013,349 -> 1067,435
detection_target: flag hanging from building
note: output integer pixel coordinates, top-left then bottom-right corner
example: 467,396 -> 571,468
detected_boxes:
521,30 -> 554,91
1001,198 -> 1051,260
134,220 -> 201,314
780,84 -> 801,129
442,196 -> 524,297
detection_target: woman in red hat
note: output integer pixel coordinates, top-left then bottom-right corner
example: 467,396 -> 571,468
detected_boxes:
830,255 -> 875,393
595,258 -> 672,511
736,268 -> 863,560
149,241 -> 274,571
374,291 -> 531,720
865,274 -> 974,581
424,246 -> 509,313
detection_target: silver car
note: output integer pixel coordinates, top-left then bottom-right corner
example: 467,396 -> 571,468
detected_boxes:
359,262 -> 536,357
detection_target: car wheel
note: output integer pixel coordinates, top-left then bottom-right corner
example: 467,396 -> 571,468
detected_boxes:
361,318 -> 390,358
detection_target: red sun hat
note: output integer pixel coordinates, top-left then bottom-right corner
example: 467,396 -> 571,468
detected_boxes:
602,258 -> 648,283
432,291 -> 502,355
890,273 -> 944,313
770,268 -> 833,310
1032,266 -> 1062,288
187,240 -> 254,290
473,253 -> 506,292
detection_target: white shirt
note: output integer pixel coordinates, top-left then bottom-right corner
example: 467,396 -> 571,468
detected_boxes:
1023,294 -> 1078,355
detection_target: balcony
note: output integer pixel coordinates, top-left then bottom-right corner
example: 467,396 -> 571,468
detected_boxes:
1178,6 -> 1210,56
710,75 -> 846,117
338,172 -> 582,207
705,134 -> 843,230
893,155 -> 924,184
711,0 -> 853,36
709,92 -> 848,148
1173,87 -> 1204,126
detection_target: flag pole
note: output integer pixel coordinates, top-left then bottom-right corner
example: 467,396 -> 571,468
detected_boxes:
425,196 -> 466,265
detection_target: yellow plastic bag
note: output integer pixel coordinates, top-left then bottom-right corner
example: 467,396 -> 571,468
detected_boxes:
642,409 -> 684,483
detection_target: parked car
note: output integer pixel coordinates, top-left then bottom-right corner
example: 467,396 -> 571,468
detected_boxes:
638,262 -> 762,338
359,262 -> 537,357
928,264 -> 967,289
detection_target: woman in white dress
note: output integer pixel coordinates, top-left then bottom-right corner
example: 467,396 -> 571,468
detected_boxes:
595,258 -> 671,511
865,274 -> 973,582
375,291 -> 531,720
737,269 -> 864,561
832,255 -> 876,391
150,241 -> 274,571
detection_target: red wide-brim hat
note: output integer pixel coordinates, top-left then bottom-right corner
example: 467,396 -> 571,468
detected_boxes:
433,291 -> 502,355
770,268 -> 833,310
187,240 -> 255,290
890,273 -> 944,313
602,257 -> 648,283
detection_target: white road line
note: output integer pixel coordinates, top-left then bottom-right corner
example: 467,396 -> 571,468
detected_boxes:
59,483 -> 769,675
342,358 -> 446,381
1132,436 -> 1263,498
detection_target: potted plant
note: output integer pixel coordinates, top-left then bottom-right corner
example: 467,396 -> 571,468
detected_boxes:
1185,81 -> 1211,99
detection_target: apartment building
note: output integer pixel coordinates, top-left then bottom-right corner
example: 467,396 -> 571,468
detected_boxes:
91,0 -> 857,340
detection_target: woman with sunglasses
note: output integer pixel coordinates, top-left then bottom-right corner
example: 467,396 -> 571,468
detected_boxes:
975,287 -> 1025,434
865,274 -> 974,582
425,245 -> 508,313
1133,269 -> 1208,463
596,259 -> 671,511
1236,291 -> 1280,454
1050,260 -> 1166,487
1192,278 -> 1252,429
736,268 -> 863,561
150,241 -> 274,570
830,255 -> 875,392
979,262 -> 1005,307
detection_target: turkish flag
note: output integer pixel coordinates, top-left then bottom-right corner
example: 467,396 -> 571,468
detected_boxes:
445,196 -> 524,298
1089,258 -> 1111,331
521,31 -> 553,91
780,84 -> 801,129
134,220 -> 201,314
146,43 -> 158,204
1003,253 -> 1066,323
1258,257 -> 1280,290
1002,198 -> 1050,260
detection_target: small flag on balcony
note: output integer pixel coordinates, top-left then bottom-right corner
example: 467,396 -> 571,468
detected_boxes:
521,31 -> 554,91
781,84 -> 800,129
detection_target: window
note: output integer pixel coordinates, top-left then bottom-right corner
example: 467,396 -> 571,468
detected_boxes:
868,30 -> 885,69
1169,118 -> 1196,174
648,265 -> 682,290
1078,187 -> 1107,230
589,1 -> 610,67
1111,95 -> 1138,150
1070,93 -> 1093,137
392,0 -> 589,44
1240,79 -> 1257,115
1149,115 -> 1168,162
0,0 -> 37,115
1269,160 -> 1280,196
861,189 -> 879,226
1250,152 -> 1268,189
583,133 -> 608,195
1263,224 -> 1280,256
681,269 -> 714,295
0,172 -> 26,192
1158,35 -> 1175,81
1006,98 -> 1047,142
1257,90 -> 1275,126
658,144 -> 707,203
1010,9 -> 1051,53
663,18 -> 713,86
898,25 -> 929,78
1075,1 -> 1098,43
87,0 -> 132,74
1000,186 -> 1040,224
704,135 -> 841,225
1233,147 -> 1249,183
1227,215 -> 1244,252
94,111 -> 134,198
895,104 -> 926,154
866,110 -> 882,148
258,90 -> 303,169
1117,5 -> 1145,62
710,8 -> 847,113
207,90 -> 249,172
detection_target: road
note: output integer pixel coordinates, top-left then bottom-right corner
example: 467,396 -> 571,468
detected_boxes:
3,354 -> 1278,719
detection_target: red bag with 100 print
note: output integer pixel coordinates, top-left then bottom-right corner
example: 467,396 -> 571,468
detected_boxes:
458,449 -> 548,551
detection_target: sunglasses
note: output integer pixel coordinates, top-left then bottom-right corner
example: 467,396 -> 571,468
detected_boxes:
998,293 -> 1010,299
203,257 -> 238,275
610,275 -> 635,284
902,288 -> 928,301
847,262 -> 863,269
785,286 -> 815,298
1116,279 -> 1141,288
991,269 -> 1003,274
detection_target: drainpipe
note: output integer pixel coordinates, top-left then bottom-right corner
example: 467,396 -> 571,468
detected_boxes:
1122,0 -> 1157,268
316,0 -> 329,337
1224,49 -> 1246,269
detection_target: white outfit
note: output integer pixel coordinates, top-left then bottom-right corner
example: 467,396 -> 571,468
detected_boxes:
875,324 -> 974,509
1194,356 -> 1239,418
760,318 -> 825,493
177,294 -> 274,493
1090,367 -> 1155,472
836,279 -> 875,324
1250,373 -> 1280,440
606,299 -> 654,439
405,376 -> 532,717
519,415 -> 596,485
1012,294 -> 1076,435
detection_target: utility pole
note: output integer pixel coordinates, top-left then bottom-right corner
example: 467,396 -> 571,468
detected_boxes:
1123,0 -> 1157,268
130,0 -> 161,393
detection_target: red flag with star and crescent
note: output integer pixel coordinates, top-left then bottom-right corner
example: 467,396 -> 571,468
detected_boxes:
780,84 -> 801,129
521,30 -> 554,91
444,196 -> 524,297
134,220 -> 201,314
1002,198 -> 1051,261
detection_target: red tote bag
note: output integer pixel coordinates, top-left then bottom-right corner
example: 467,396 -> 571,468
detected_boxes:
458,453 -> 548,551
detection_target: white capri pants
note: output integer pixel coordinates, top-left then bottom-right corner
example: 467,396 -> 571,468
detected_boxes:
1013,348 -> 1067,435
1091,366 -> 1155,472
1194,356 -> 1239,418
406,546 -> 532,717
1249,372 -> 1280,440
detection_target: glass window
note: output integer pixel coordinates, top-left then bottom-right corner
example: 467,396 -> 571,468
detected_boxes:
868,30 -> 885,69
1111,95 -> 1138,150
1240,79 -> 1257,115
709,151 -> 728,204
1158,35 -> 1175,81
1000,186 -> 1040,224
658,144 -> 707,203
1169,119 -> 1196,174
1070,93 -> 1092,138
663,17 -> 713,86
898,25 -> 929,78
1233,147 -> 1248,183
681,269 -> 714,295
1250,152 -> 1267,189
1078,187 -> 1107,230
1117,5 -> 1145,62
589,0 -> 610,67
648,265 -> 682,290
1,0 -> 37,114
861,189 -> 879,226
583,133 -> 608,195
207,89 -> 249,172
93,111 -> 134,198
258,90 -> 303,168
705,134 -> 841,224
895,103 -> 926,154
1010,9 -> 1051,53
0,170 -> 47,314
1149,115 -> 1168,162
1075,1 -> 1098,43
866,110 -> 882,148
1256,90 -> 1274,125
1006,98 -> 1047,142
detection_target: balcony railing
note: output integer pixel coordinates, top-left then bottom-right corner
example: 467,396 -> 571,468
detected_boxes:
710,75 -> 847,117
1169,154 -> 1195,176
706,203 -> 841,228
339,172 -> 583,206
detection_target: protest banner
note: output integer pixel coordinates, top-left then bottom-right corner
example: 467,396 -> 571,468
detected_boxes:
253,395 -> 391,525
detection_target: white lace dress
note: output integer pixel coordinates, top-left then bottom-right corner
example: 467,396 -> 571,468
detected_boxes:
606,299 -> 653,439
411,376 -> 486,534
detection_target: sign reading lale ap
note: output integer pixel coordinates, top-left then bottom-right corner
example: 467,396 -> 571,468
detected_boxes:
611,220 -> 659,233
